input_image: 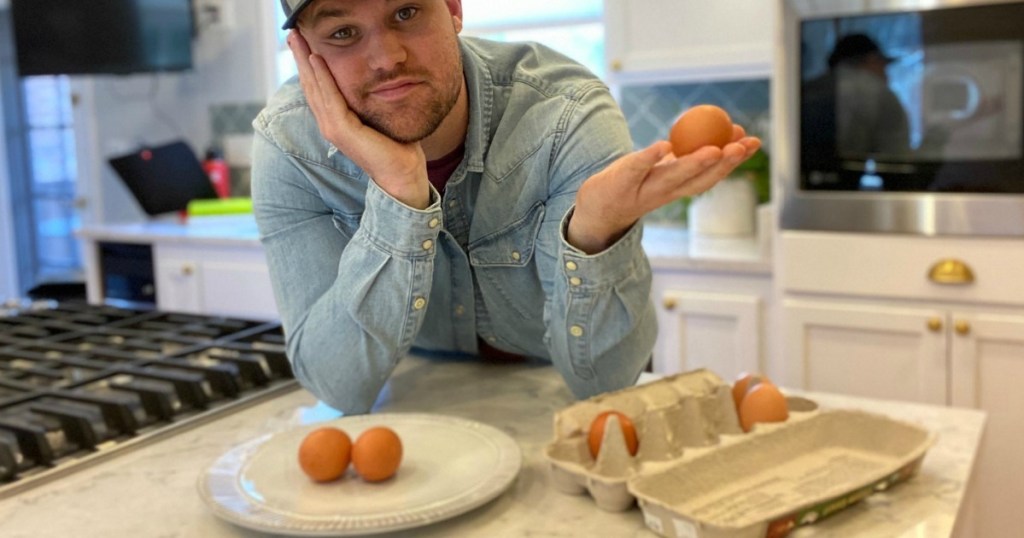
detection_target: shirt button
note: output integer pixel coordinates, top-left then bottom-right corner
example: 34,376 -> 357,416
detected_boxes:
569,277 -> 582,286
448,200 -> 457,209
422,239 -> 433,251
413,297 -> 427,310
570,325 -> 584,337
488,336 -> 497,343
511,251 -> 521,261
565,261 -> 578,271
454,305 -> 465,316
428,217 -> 440,229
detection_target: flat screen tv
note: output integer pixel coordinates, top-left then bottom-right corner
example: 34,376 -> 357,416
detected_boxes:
12,0 -> 194,76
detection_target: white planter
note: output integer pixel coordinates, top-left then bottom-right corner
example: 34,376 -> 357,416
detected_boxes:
688,176 -> 757,237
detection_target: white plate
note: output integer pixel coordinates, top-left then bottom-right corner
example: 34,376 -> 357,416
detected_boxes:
198,413 -> 522,536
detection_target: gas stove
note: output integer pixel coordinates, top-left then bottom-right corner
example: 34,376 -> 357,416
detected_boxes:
0,301 -> 295,499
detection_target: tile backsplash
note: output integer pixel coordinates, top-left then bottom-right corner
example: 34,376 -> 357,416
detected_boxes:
206,80 -> 771,212
210,103 -> 264,139
618,79 -> 771,225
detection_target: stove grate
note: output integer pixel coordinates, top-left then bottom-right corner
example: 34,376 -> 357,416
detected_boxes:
0,302 -> 295,497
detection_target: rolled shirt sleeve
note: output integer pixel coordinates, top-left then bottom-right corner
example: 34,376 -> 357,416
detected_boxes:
252,127 -> 444,414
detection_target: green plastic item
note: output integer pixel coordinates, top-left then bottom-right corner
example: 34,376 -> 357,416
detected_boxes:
187,197 -> 253,216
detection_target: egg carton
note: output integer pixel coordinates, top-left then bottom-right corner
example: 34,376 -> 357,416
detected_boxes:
543,370 -> 935,537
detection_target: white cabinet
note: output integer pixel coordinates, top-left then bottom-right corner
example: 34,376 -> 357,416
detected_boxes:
784,299 -> 1024,538
79,218 -> 279,321
154,243 -> 278,321
603,0 -> 774,84
783,300 -> 947,404
779,231 -> 1024,393
949,313 -> 1024,538
650,268 -> 772,382
154,255 -> 202,314
778,231 -> 1024,538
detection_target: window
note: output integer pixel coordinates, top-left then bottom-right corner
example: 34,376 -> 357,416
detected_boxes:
1,6 -> 81,295
461,0 -> 604,79
274,1 -> 605,86
21,76 -> 81,283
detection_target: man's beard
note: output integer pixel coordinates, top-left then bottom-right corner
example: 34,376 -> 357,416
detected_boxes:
354,64 -> 463,144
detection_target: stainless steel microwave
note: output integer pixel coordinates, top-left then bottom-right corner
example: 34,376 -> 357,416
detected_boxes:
777,0 -> 1024,236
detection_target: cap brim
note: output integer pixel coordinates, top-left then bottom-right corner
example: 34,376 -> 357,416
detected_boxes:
281,0 -> 314,30
281,14 -> 300,30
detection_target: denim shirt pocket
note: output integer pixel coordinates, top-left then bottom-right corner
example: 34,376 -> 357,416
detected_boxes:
330,210 -> 362,241
468,201 -> 546,322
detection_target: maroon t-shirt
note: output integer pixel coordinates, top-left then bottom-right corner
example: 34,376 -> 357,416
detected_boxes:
425,143 -> 465,195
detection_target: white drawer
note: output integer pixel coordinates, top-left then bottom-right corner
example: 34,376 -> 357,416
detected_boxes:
779,232 -> 1024,306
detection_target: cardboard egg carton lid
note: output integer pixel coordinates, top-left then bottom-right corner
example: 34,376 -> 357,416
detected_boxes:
629,409 -> 936,538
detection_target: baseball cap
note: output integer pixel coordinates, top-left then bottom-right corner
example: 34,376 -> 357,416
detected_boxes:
280,0 -> 315,30
828,34 -> 896,68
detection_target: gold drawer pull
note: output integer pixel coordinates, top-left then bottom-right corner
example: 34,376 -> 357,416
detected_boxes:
955,320 -> 971,335
928,259 -> 974,285
663,297 -> 678,311
927,317 -> 943,332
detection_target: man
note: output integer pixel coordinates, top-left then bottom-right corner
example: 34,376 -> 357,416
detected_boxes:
803,33 -> 911,170
252,0 -> 761,414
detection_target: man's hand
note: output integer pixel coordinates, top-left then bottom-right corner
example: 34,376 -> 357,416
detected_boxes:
289,31 -> 430,209
568,125 -> 761,254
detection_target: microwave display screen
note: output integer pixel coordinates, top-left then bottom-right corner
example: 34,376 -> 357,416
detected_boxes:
800,3 -> 1024,192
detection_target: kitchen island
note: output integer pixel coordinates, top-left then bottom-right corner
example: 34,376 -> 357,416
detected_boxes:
0,354 -> 983,537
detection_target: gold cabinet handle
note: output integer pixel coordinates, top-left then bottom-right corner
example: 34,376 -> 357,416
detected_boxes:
181,264 -> 194,276
928,259 -> 975,285
955,320 -> 971,335
927,317 -> 943,332
663,297 -> 677,311
610,59 -> 623,72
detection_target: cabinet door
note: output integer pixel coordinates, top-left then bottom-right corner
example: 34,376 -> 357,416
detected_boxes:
783,300 -> 947,404
604,0 -> 774,83
200,261 -> 278,320
654,290 -> 760,381
154,258 -> 202,314
949,312 -> 1024,538
153,243 -> 278,320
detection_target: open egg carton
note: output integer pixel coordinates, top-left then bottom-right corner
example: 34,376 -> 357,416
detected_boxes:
543,370 -> 936,538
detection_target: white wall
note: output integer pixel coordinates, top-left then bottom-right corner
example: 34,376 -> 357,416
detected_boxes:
77,0 -> 280,224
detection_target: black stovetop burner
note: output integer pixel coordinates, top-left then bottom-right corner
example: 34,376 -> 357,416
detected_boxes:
0,301 -> 295,497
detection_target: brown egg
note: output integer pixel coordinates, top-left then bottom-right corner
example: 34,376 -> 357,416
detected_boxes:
739,382 -> 789,432
669,105 -> 734,156
731,372 -> 771,413
588,411 -> 639,458
297,426 -> 352,483
352,426 -> 403,482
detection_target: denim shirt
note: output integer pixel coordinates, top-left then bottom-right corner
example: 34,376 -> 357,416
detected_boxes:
251,37 -> 656,414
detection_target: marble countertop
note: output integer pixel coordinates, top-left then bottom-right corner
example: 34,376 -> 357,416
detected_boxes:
0,354 -> 984,538
642,224 -> 771,275
76,215 -> 262,247
76,216 -> 771,273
